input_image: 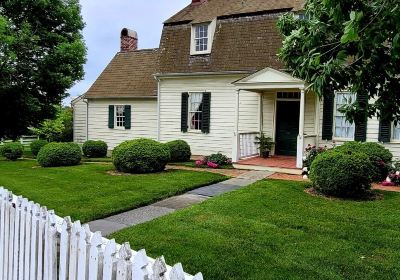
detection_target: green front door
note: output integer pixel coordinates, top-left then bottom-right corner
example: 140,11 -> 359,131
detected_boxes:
275,101 -> 300,156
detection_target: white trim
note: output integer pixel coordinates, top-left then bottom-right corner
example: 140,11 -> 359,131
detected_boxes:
232,90 -> 240,162
190,19 -> 217,56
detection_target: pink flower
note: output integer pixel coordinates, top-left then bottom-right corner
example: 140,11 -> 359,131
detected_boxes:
195,160 -> 204,166
207,161 -> 219,169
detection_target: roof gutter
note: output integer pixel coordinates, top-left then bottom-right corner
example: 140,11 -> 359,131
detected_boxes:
154,71 -> 253,78
84,95 -> 157,99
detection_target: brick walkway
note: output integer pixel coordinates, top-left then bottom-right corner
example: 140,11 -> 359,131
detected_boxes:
238,155 -> 297,169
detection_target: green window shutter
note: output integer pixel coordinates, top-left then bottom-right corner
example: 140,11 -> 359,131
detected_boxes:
124,105 -> 131,129
378,120 -> 391,143
321,94 -> 334,140
354,92 -> 368,142
201,92 -> 211,134
108,105 -> 114,129
181,92 -> 189,133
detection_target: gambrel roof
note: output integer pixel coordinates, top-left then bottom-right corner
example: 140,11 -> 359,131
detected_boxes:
165,0 -> 304,24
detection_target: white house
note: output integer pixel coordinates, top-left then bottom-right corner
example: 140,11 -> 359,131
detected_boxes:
73,0 -> 400,170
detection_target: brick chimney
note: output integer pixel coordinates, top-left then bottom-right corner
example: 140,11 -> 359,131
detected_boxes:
192,0 -> 207,5
120,28 -> 138,52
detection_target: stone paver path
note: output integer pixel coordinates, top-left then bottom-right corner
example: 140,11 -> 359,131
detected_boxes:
88,170 -> 274,236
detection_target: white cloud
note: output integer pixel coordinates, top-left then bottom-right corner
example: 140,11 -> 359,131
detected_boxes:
65,0 -> 189,105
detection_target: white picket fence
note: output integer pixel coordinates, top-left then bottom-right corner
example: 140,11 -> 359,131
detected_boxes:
0,187 -> 203,280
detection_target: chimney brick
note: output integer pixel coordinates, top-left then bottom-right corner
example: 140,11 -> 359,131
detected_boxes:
120,28 -> 138,52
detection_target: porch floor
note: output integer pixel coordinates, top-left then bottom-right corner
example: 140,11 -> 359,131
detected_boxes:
239,156 -> 297,169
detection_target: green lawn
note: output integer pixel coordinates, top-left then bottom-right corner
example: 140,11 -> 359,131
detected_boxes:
110,180 -> 400,280
0,159 -> 227,223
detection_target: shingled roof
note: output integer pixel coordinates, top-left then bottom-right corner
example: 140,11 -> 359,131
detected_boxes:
85,49 -> 159,98
165,0 -> 304,24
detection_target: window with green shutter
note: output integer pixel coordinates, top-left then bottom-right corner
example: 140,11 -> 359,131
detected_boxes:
181,93 -> 189,132
379,120 -> 391,143
109,105 -> 131,129
322,95 -> 334,140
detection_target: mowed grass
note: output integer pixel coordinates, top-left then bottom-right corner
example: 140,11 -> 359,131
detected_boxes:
0,159 -> 227,223
111,180 -> 400,280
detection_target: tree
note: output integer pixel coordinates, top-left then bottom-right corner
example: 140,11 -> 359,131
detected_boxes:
277,0 -> 400,124
0,0 -> 86,139
30,106 -> 73,142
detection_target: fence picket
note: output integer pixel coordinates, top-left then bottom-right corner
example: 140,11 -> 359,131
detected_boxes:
88,231 -> 104,280
37,207 -> 48,280
103,239 -> 117,280
116,243 -> 132,280
8,202 -> 15,280
0,188 -> 200,280
0,189 -> 6,279
132,249 -> 150,279
68,221 -> 81,280
59,217 -> 72,280
30,204 -> 40,280
12,197 -> 22,280
77,224 -> 91,280
152,256 -> 168,280
24,202 -> 33,280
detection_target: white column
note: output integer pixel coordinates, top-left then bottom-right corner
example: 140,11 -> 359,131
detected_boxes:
296,88 -> 305,168
232,89 -> 241,162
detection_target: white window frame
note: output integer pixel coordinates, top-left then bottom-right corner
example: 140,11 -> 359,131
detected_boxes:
188,92 -> 204,132
114,105 -> 126,129
333,91 -> 356,140
190,19 -> 216,55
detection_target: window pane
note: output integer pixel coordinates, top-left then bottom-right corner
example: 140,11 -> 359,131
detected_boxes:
393,124 -> 400,140
334,92 -> 355,138
115,105 -> 126,127
189,93 -> 204,130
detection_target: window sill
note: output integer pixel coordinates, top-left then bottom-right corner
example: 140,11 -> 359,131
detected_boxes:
190,50 -> 211,56
186,130 -> 204,134
332,137 -> 354,142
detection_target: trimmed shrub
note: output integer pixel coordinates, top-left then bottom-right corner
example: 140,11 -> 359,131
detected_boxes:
165,140 -> 191,162
309,150 -> 373,198
30,140 -> 48,157
82,140 -> 108,158
37,142 -> 82,167
0,142 -> 24,160
112,138 -> 170,174
335,141 -> 393,182
207,153 -> 230,166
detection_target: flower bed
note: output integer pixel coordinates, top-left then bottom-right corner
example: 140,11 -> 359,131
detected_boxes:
195,153 -> 232,169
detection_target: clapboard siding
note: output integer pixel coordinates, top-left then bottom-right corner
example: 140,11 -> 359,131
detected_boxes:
159,75 -> 249,157
72,96 -> 87,143
318,97 -> 400,159
87,99 -> 157,150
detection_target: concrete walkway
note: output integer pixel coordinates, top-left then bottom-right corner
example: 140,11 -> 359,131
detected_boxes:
88,170 -> 274,236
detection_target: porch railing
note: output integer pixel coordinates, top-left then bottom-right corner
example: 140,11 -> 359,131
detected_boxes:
239,132 -> 260,159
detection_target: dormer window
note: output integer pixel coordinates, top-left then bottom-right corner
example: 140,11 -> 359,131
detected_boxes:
190,19 -> 216,55
195,25 -> 209,52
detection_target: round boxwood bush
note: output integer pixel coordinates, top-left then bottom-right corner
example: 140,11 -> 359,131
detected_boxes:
335,141 -> 392,182
309,150 -> 373,198
30,140 -> 48,157
165,140 -> 191,162
37,142 -> 82,167
112,138 -> 170,173
0,142 -> 24,161
82,140 -> 108,158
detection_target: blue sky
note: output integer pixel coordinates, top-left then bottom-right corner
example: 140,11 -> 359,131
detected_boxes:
66,0 -> 189,104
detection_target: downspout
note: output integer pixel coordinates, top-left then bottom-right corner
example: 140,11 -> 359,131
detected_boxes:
154,76 -> 161,141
